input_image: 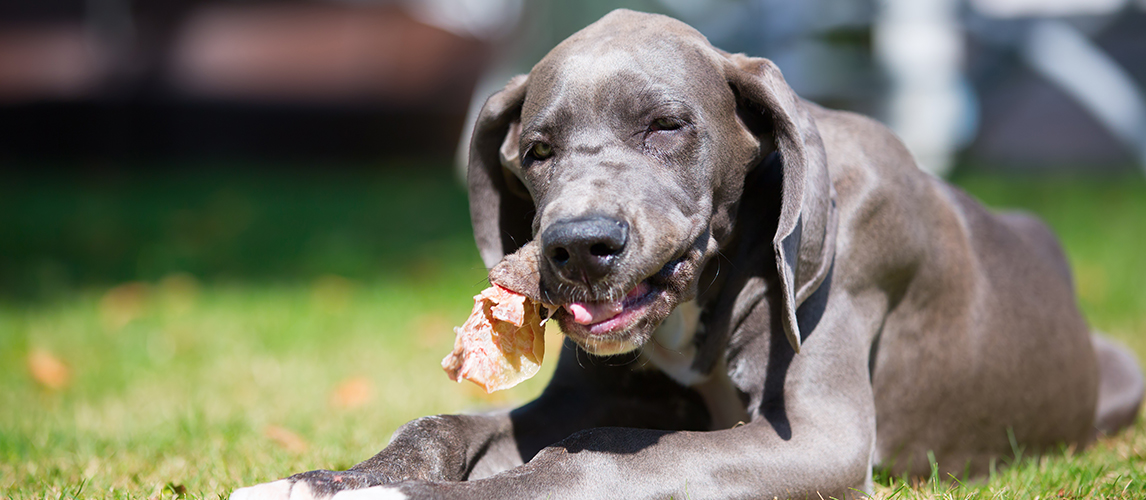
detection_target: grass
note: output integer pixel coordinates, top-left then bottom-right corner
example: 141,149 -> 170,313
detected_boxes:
1,165 -> 1144,499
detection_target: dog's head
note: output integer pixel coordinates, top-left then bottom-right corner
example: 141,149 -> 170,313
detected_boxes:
468,10 -> 834,356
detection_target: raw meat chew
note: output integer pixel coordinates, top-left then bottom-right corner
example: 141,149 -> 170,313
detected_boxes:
441,284 -> 546,393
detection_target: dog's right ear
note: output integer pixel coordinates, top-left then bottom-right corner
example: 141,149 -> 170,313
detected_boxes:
467,75 -> 535,269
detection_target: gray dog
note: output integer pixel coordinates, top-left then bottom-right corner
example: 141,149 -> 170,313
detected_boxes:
231,10 -> 1144,500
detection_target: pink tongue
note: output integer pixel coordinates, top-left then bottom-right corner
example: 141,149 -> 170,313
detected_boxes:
566,301 -> 623,325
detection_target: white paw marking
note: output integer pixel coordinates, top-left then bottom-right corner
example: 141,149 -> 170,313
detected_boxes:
287,481 -> 318,500
229,479 -> 293,500
331,486 -> 408,500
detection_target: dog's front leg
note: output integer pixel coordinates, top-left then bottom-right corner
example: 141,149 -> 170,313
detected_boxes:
230,340 -> 709,500
228,412 -> 521,500
323,414 -> 875,500
320,328 -> 877,500
228,393 -> 633,500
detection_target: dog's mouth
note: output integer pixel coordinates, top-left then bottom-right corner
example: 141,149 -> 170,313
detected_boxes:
550,257 -> 687,354
563,280 -> 658,335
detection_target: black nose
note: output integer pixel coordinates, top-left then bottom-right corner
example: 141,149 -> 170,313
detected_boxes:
542,216 -> 629,283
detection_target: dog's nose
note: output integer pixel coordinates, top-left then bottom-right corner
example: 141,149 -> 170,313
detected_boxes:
542,216 -> 628,282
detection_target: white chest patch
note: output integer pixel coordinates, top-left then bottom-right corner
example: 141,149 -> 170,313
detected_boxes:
642,300 -> 704,385
641,301 -> 750,429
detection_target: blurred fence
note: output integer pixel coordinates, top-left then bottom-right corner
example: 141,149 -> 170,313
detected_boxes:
1,0 -> 1145,172
0,0 -> 497,161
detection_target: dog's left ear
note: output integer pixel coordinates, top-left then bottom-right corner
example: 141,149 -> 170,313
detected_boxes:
724,54 -> 838,353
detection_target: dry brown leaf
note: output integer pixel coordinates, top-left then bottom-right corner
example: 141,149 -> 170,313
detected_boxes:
100,282 -> 149,331
27,348 -> 70,390
330,376 -> 373,409
264,425 -> 308,454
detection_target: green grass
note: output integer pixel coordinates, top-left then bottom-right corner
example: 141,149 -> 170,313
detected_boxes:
1,166 -> 1143,499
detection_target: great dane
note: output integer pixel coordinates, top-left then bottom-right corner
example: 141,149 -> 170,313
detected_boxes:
232,9 -> 1144,499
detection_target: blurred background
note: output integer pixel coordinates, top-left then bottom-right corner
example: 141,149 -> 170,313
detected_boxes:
2,1 -> 1145,498
2,0 -> 1146,170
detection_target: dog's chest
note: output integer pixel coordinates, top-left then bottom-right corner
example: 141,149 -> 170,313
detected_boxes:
642,300 -> 704,385
642,301 -> 749,429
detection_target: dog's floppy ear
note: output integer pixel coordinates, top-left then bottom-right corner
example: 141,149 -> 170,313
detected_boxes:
724,54 -> 837,353
468,75 -> 535,269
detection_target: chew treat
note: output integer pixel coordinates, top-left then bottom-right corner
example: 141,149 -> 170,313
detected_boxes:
442,284 -> 546,393
488,240 -> 543,302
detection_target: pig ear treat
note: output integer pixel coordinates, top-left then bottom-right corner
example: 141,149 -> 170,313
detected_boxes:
441,284 -> 547,393
487,240 -> 542,302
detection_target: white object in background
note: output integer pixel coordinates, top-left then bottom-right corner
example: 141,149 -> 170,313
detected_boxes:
405,0 -> 524,40
874,0 -> 969,177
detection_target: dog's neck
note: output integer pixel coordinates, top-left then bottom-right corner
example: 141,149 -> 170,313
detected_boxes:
642,301 -> 748,429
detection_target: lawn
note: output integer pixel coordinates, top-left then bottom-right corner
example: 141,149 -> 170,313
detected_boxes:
1,165 -> 1143,499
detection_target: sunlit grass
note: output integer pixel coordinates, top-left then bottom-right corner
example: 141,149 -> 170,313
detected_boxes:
1,266 -> 565,499
1,167 -> 1143,499
870,420 -> 1146,499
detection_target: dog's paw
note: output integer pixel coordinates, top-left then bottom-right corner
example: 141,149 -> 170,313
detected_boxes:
230,471 -> 406,500
229,479 -> 297,500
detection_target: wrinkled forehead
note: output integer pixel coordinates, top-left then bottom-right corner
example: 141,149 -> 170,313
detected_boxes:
522,27 -> 726,122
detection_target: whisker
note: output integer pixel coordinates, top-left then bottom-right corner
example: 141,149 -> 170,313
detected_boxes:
700,257 -> 721,297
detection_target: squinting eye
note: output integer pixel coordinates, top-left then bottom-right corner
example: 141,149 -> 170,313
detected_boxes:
531,142 -> 553,159
651,118 -> 682,131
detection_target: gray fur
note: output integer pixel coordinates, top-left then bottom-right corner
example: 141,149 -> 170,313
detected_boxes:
231,10 -> 1143,500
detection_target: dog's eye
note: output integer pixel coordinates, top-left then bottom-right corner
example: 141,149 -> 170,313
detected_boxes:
529,142 -> 553,160
650,117 -> 683,132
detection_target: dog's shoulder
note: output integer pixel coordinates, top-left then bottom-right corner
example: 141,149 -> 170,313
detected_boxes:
806,102 -> 918,180
799,102 -> 965,284
801,103 -> 933,219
